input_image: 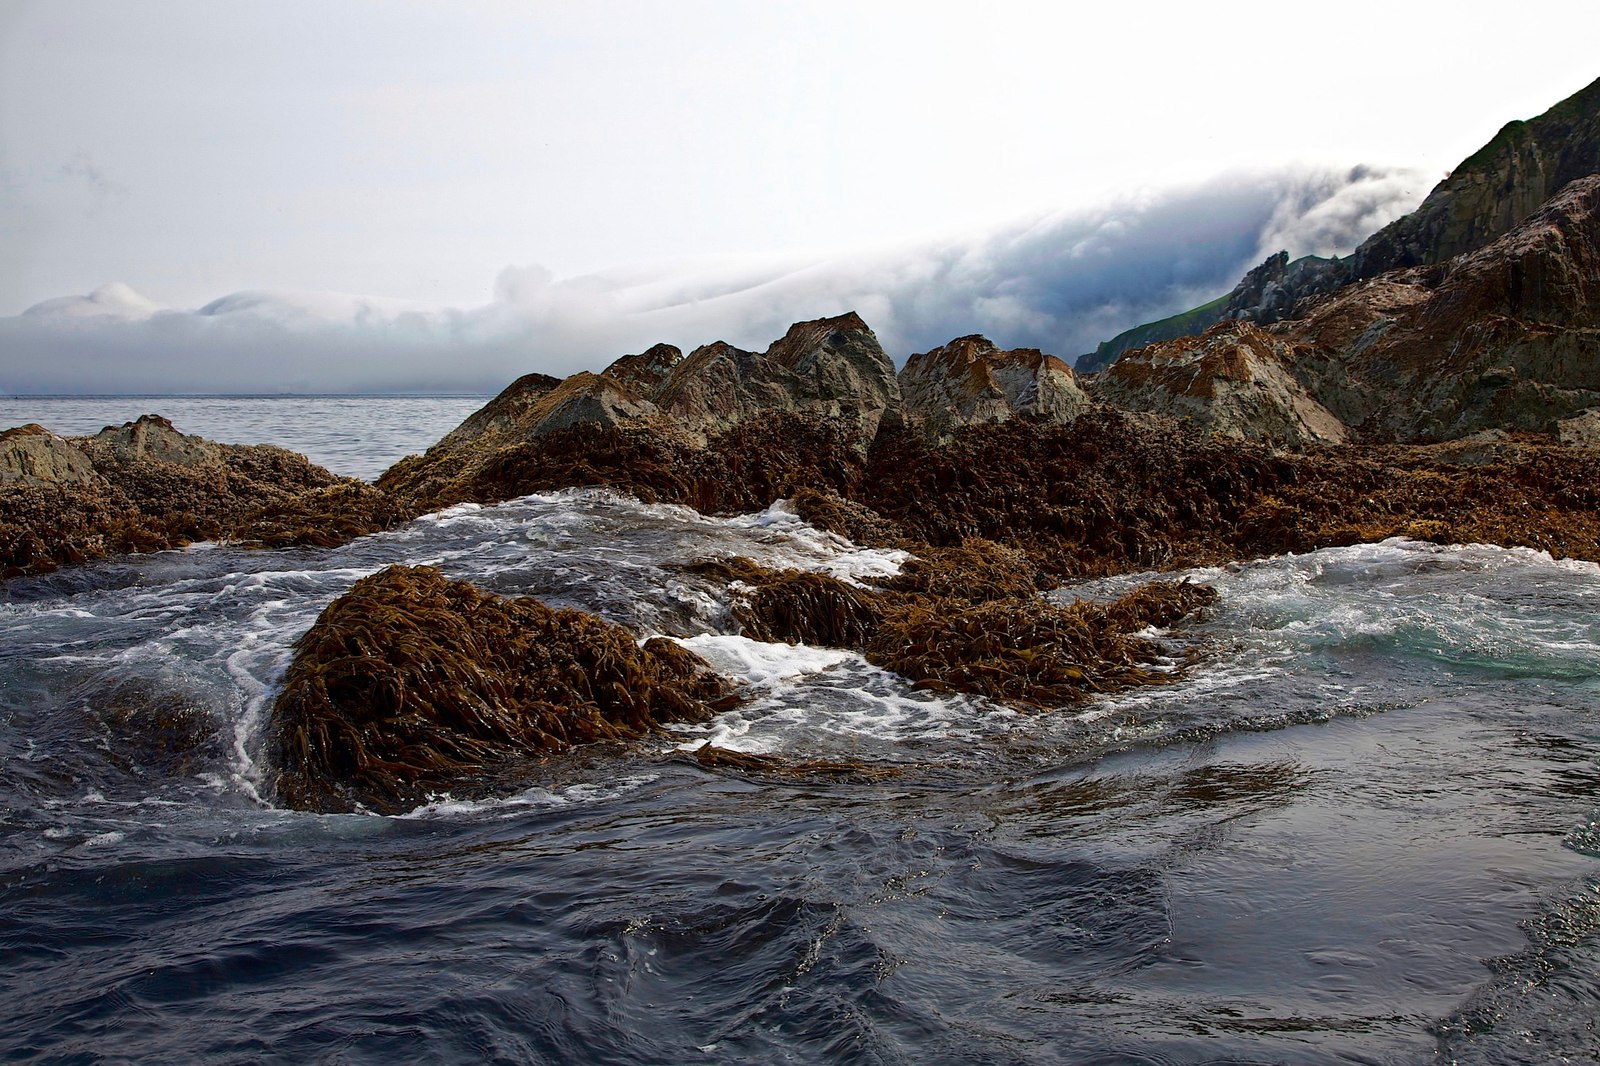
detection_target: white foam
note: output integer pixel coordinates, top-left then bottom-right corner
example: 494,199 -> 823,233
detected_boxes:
719,499 -> 909,584
672,633 -> 853,688
425,501 -> 484,520
400,773 -> 661,820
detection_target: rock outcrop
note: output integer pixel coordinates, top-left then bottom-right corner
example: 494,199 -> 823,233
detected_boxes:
89,413 -> 228,467
1093,322 -> 1348,447
1081,75 -> 1600,374
1281,174 -> 1600,440
1,424 -> 102,487
898,335 -> 1088,442
1353,75 -> 1600,278
0,415 -> 405,577
431,371 -> 563,454
601,342 -> 683,396
266,564 -> 734,813
655,312 -> 900,438
379,312 -> 903,511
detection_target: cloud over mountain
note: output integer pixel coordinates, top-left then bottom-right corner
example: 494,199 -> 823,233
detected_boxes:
0,165 -> 1429,395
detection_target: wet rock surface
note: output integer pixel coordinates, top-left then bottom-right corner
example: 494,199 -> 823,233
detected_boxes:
685,552 -> 1218,710
267,564 -> 735,814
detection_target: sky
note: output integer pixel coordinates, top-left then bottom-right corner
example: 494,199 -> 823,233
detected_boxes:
2,1 -> 1597,393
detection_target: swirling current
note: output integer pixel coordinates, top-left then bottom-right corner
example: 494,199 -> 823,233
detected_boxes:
1,399 -> 1598,1063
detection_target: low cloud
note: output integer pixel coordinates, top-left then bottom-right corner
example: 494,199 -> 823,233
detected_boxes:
0,165 -> 1430,395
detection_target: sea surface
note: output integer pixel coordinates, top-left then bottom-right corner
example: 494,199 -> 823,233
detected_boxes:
2,399 -> 1599,1063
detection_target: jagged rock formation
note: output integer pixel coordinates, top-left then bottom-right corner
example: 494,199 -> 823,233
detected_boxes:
655,312 -> 900,438
379,313 -> 902,510
266,564 -> 734,813
1093,321 -> 1348,446
1219,251 -> 1351,325
432,371 -> 563,453
1282,174 -> 1600,440
897,335 -> 1088,442
0,415 -> 405,577
1353,76 -> 1600,277
601,342 -> 683,396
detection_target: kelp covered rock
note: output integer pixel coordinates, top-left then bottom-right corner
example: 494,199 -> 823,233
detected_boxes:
860,412 -> 1600,577
0,415 -> 399,578
267,565 -> 734,813
687,550 -> 1218,710
868,580 -> 1218,707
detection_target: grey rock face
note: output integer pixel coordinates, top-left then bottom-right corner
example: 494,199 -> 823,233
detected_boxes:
602,343 -> 683,399
91,414 -> 226,468
434,372 -> 563,454
1283,175 -> 1600,441
0,424 -> 104,486
655,313 -> 900,438
1095,323 -> 1348,448
1557,408 -> 1600,447
898,335 -> 1088,442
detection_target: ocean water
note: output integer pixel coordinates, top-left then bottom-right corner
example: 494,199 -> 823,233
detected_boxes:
3,401 -> 1599,1063
0,396 -> 490,481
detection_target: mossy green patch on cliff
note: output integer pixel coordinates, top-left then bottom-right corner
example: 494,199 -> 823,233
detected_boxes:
1079,293 -> 1231,373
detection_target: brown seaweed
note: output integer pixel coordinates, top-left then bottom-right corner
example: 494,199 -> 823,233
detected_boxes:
267,565 -> 735,813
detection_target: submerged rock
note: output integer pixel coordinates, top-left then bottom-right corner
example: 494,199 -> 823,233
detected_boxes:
267,565 -> 735,814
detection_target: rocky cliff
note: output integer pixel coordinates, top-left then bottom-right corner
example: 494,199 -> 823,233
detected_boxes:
655,312 -> 900,438
1081,75 -> 1600,372
1286,173 -> 1600,440
1098,174 -> 1600,444
1352,75 -> 1600,277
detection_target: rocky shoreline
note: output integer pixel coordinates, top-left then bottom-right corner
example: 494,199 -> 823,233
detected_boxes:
6,80 -> 1599,813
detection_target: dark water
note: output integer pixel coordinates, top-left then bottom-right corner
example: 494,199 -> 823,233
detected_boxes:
2,404 -> 1599,1062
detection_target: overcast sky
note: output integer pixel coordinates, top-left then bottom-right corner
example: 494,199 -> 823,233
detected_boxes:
2,1 -> 1597,392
